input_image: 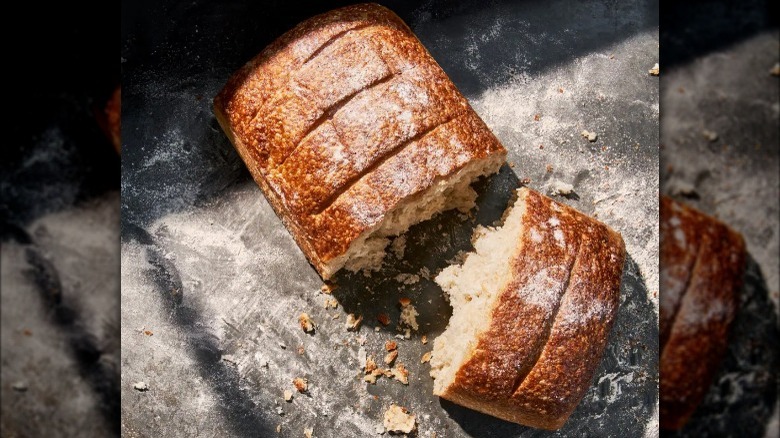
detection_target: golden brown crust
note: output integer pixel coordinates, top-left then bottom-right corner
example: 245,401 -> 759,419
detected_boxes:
214,3 -> 506,278
659,197 -> 746,430
437,188 -> 626,430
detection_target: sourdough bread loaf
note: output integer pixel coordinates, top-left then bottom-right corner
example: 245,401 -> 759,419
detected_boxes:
214,3 -> 506,279
430,188 -> 626,429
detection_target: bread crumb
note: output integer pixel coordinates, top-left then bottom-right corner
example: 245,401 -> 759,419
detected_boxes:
771,63 -> 780,76
702,129 -> 718,142
276,424 -> 281,433
133,381 -> 148,392
385,340 -> 398,352
320,283 -> 336,294
399,303 -> 419,331
389,364 -> 409,384
390,236 -> 407,259
383,404 -> 416,433
345,314 -> 362,331
581,130 -> 598,142
546,164 -> 554,173
332,314 -> 340,320
394,273 -> 420,285
284,390 -> 293,402
421,352 -> 432,363
293,377 -> 308,393
648,63 -> 659,76
304,427 -> 314,438
297,346 -> 305,355
549,180 -> 574,197
533,114 -> 541,121
365,355 -> 378,373
324,298 -> 338,309
298,313 -> 315,333
399,297 -> 411,307
558,87 -> 564,93
421,335 -> 428,345
384,350 -> 398,365
377,314 -> 391,326
374,424 -> 385,434
364,374 -> 378,384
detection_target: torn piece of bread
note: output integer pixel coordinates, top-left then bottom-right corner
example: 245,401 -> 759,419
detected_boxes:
659,196 -> 745,430
430,188 -> 626,430
213,3 -> 506,279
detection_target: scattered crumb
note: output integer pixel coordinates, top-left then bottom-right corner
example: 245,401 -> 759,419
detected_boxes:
12,382 -> 28,392
404,329 -> 411,340
324,298 -> 338,309
293,378 -> 308,393
345,314 -> 363,331
509,161 -> 515,168
389,364 -> 409,385
304,427 -> 314,438
298,313 -> 315,333
277,406 -> 285,416
297,346 -> 305,355
377,314 -> 390,326
332,314 -> 340,320
394,273 -> 420,285
374,326 -> 381,332
133,382 -> 149,392
558,87 -> 564,93
385,340 -> 398,352
771,63 -> 780,76
284,390 -> 293,402
533,114 -> 541,121
399,304 -> 419,331
581,130 -> 598,142
364,374 -> 378,384
383,404 -> 416,433
143,330 -> 153,336
418,266 -> 431,279
320,283 -> 336,294
365,356 -> 378,373
546,164 -> 554,173
390,235 -> 407,259
648,63 -> 659,76
375,424 -> 385,434
421,352 -> 432,364
702,129 -> 718,142
520,177 -> 532,185
549,180 -> 574,197
384,350 -> 398,365
277,425 -> 282,433
421,335 -> 428,345
399,297 -> 411,307
21,328 -> 32,336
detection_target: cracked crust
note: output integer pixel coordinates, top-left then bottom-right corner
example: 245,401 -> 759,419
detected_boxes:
213,3 -> 506,278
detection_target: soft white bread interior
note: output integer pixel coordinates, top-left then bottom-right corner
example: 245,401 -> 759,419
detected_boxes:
326,153 -> 505,277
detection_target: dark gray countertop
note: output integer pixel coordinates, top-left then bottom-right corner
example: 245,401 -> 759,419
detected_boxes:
120,1 -> 660,436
